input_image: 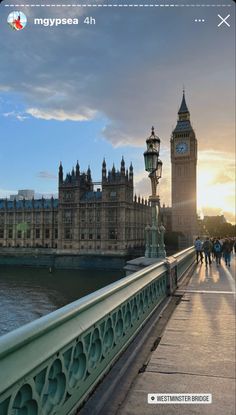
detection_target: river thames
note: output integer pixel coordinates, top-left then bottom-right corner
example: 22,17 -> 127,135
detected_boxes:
0,266 -> 124,337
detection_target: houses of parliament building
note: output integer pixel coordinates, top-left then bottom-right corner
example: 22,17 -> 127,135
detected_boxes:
0,158 -> 153,255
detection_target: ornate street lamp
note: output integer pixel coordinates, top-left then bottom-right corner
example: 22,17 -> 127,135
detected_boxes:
144,127 -> 166,259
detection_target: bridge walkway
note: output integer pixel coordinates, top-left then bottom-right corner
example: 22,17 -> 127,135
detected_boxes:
117,256 -> 236,415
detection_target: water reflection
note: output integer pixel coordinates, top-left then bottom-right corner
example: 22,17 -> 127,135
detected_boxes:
0,266 -> 124,336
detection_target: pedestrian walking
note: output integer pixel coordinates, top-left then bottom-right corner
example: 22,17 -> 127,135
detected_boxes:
222,238 -> 232,267
211,238 -> 216,261
213,238 -> 222,266
194,236 -> 203,263
202,237 -> 213,266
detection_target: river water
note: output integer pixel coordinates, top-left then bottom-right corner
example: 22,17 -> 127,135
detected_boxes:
0,266 -> 124,337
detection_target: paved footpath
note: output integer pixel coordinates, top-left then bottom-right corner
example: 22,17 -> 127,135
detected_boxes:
118,256 -> 236,415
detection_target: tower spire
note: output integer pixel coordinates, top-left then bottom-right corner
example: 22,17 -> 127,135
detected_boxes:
59,161 -> 63,184
178,90 -> 189,115
102,158 -> 107,180
76,160 -> 80,177
120,156 -> 125,175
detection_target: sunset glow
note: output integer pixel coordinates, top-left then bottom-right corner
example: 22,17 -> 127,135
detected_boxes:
197,151 -> 235,223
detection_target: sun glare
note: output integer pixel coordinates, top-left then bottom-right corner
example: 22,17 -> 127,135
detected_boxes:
197,169 -> 235,220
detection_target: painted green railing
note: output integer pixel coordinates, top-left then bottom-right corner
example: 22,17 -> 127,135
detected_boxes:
173,246 -> 196,283
0,247 -> 194,415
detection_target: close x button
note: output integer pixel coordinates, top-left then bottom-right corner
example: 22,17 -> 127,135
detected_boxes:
217,14 -> 231,28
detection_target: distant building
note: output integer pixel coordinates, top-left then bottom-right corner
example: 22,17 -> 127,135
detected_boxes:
204,215 -> 227,225
10,189 -> 35,201
0,159 -> 152,256
202,215 -> 229,237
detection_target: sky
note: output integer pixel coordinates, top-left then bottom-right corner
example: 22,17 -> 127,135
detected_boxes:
0,0 -> 235,222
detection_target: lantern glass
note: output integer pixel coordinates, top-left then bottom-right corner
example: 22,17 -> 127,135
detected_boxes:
144,151 -> 158,173
156,159 -> 163,179
153,137 -> 160,153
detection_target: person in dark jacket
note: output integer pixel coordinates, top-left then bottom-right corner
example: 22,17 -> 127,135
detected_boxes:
222,238 -> 232,267
202,237 -> 213,266
213,238 -> 222,266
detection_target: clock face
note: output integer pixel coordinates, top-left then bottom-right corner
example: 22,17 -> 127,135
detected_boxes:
175,141 -> 189,154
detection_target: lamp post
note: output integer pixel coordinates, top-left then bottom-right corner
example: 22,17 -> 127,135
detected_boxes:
144,127 -> 166,258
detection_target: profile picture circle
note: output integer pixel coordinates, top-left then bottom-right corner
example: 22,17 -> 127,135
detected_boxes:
7,11 -> 27,31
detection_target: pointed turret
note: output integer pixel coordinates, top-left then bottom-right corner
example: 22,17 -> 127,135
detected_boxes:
112,163 -> 116,176
76,161 -> 80,177
120,156 -> 125,175
59,162 -> 63,184
102,158 -> 107,180
129,162 -> 133,181
87,165 -> 91,182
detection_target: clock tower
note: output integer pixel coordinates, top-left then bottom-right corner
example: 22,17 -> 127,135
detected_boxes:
171,92 -> 198,246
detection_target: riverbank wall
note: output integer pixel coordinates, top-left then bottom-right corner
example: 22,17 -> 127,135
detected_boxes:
0,248 -> 128,270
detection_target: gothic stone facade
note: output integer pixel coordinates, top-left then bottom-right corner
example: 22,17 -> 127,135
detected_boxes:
0,159 -> 151,256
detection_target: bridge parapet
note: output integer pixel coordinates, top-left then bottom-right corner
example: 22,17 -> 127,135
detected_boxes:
0,247 -> 194,415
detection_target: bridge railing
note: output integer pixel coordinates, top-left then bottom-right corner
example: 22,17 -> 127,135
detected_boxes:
0,247 -> 195,415
173,246 -> 196,281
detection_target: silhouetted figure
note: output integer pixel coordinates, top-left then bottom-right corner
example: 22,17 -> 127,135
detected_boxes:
213,238 -> 222,266
194,236 -> 203,263
202,237 -> 212,267
222,238 -> 232,267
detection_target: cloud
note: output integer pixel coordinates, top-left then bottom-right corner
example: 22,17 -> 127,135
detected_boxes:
0,85 -> 11,92
27,107 -> 96,122
3,111 -> 28,121
198,150 -> 235,164
0,3 -> 234,151
198,151 -> 235,187
37,171 -> 57,179
134,175 -> 171,206
210,173 -> 234,185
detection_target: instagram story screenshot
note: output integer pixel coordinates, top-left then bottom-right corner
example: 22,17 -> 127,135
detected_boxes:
0,0 -> 235,414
